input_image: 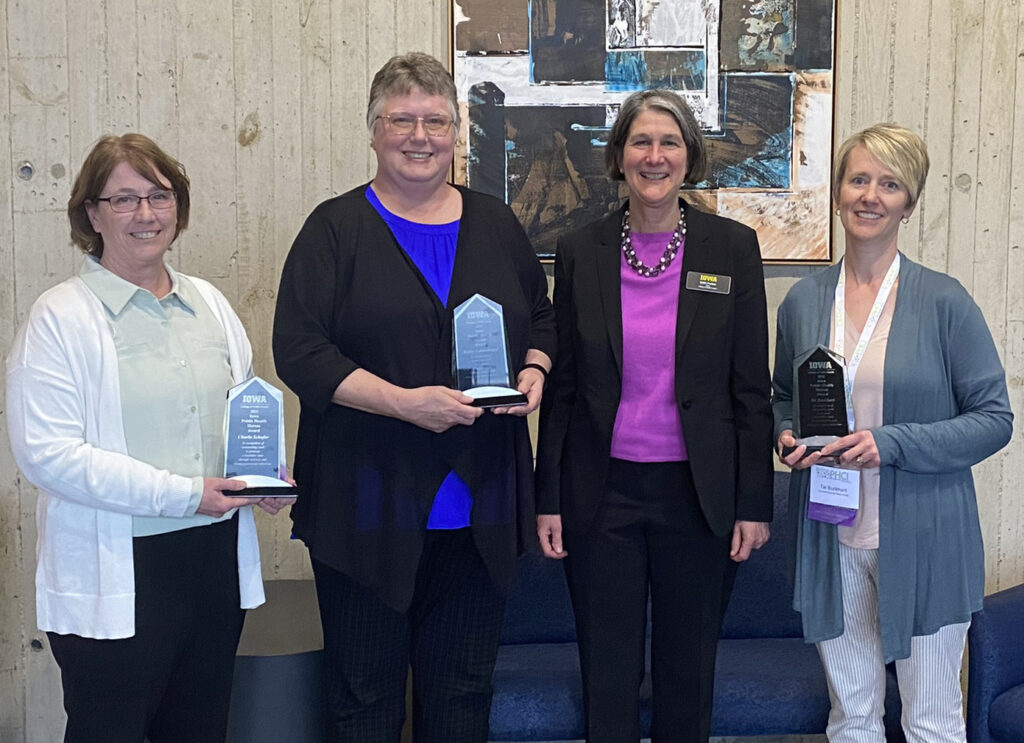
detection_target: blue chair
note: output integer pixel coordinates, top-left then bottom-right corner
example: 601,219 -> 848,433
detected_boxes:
967,582 -> 1024,743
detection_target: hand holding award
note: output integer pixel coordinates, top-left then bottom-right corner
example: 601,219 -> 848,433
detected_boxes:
223,377 -> 298,496
785,345 -> 850,457
453,294 -> 528,408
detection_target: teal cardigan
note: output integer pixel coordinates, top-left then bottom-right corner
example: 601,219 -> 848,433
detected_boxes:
772,254 -> 1012,661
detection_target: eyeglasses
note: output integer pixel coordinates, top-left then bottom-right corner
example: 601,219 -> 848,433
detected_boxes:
95,190 -> 177,213
375,113 -> 454,137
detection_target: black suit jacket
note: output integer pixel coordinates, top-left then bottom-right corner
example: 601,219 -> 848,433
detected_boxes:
535,199 -> 773,535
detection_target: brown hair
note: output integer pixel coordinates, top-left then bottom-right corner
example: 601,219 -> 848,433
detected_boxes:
604,89 -> 707,183
68,134 -> 191,257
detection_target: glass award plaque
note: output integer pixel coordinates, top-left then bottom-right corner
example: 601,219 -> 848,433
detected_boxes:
792,345 -> 849,452
452,294 -> 527,408
223,376 -> 297,496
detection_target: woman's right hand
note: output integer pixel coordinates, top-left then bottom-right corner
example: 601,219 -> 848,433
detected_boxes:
537,514 -> 567,559
398,386 -> 484,433
776,429 -> 822,470
197,477 -> 265,517
331,370 -> 483,433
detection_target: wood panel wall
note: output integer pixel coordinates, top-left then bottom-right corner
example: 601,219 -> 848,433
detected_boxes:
0,0 -> 1020,740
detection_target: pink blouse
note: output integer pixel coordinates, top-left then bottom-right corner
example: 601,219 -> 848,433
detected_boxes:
610,231 -> 688,462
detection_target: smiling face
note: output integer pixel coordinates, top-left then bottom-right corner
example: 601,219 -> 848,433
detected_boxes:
370,89 -> 455,192
619,108 -> 689,218
85,161 -> 177,279
835,145 -> 914,252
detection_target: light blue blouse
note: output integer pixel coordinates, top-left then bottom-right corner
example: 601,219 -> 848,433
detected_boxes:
80,258 -> 235,536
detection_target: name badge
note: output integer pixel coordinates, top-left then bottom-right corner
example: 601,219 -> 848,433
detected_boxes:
807,464 -> 860,525
685,271 -> 732,294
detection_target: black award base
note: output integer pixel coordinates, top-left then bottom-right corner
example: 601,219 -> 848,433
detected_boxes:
228,474 -> 298,497
464,385 -> 528,409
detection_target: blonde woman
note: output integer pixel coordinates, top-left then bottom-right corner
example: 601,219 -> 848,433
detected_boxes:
774,124 -> 1012,741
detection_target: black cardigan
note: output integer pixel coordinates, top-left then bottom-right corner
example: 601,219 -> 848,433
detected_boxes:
273,184 -> 556,610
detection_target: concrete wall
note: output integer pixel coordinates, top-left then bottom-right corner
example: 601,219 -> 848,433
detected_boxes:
1,0 -> 1021,739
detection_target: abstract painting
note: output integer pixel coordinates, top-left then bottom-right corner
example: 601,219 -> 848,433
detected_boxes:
453,0 -> 835,262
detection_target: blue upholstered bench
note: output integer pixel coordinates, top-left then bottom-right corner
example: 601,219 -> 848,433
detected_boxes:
967,582 -> 1024,743
489,471 -> 906,741
228,474 -> 910,741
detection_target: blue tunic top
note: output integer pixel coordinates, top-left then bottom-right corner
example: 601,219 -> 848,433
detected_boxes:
366,186 -> 472,529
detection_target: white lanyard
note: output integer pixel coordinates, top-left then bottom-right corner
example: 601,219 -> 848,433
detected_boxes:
834,253 -> 900,430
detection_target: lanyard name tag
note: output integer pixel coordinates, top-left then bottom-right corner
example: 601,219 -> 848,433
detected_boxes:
808,463 -> 860,525
834,254 -> 899,430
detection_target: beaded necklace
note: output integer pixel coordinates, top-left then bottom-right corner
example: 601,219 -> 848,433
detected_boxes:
620,207 -> 686,278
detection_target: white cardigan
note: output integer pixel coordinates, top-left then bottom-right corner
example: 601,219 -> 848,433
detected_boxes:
6,263 -> 265,639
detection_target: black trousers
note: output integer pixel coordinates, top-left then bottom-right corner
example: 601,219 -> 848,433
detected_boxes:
563,460 -> 734,743
312,528 -> 506,743
48,516 -> 246,743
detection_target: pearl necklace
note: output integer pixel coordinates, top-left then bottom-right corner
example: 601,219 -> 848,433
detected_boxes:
620,207 -> 687,278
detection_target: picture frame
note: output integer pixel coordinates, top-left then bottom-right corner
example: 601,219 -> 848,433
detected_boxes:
452,0 -> 837,263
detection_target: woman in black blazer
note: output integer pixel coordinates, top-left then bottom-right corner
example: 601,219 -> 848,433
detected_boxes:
535,89 -> 774,743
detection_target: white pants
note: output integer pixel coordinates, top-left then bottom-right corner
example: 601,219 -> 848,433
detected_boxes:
816,544 -> 970,743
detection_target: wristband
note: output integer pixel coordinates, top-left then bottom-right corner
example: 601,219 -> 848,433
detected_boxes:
520,362 -> 549,379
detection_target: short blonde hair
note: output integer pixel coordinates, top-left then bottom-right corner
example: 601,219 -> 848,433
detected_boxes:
833,123 -> 929,208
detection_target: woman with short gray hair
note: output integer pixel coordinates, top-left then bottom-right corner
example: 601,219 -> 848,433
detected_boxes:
274,52 -> 555,742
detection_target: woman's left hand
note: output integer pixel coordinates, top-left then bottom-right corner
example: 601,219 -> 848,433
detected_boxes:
492,350 -> 552,416
255,472 -> 297,515
256,496 -> 296,515
820,430 -> 880,469
730,520 -> 770,562
492,366 -> 546,416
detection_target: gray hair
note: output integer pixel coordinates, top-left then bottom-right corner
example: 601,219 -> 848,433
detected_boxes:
366,52 -> 460,133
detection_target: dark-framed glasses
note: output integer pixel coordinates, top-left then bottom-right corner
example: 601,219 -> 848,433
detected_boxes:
95,190 -> 177,213
376,113 -> 454,137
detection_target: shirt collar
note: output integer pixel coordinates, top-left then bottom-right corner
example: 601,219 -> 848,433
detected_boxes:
79,256 -> 195,315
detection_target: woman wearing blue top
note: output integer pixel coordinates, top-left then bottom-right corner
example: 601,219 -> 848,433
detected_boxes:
273,52 -> 556,742
773,124 -> 1012,742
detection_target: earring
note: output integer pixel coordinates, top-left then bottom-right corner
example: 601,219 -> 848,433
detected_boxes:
901,216 -> 910,224
835,208 -> 841,216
